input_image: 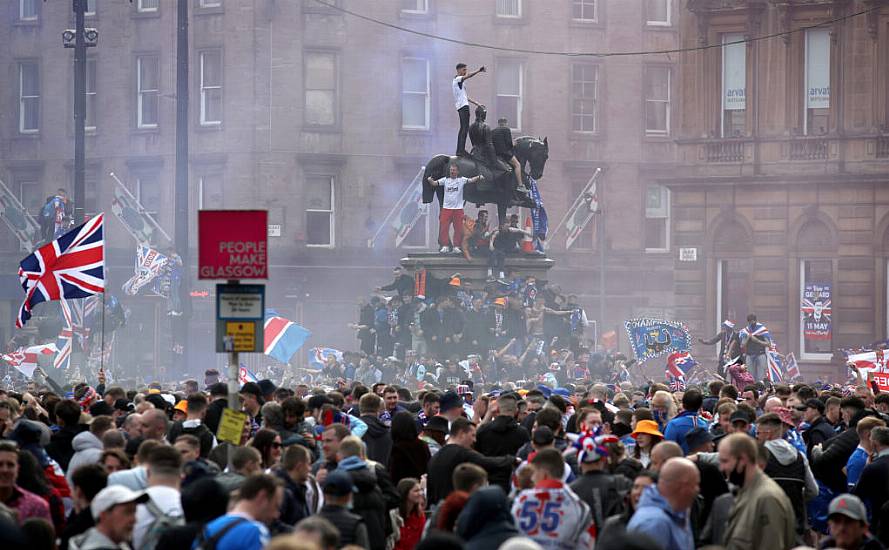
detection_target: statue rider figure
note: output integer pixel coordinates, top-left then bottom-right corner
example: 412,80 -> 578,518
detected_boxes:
468,106 -> 508,179
492,117 -> 527,194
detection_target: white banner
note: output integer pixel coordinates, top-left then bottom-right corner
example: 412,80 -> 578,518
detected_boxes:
722,34 -> 746,111
806,29 -> 830,109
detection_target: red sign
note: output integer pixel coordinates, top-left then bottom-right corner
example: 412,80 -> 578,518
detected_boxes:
198,210 -> 268,279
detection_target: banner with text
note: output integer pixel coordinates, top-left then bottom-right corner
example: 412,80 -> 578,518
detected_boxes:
722,33 -> 746,111
802,282 -> 832,342
625,318 -> 692,363
199,210 -> 268,279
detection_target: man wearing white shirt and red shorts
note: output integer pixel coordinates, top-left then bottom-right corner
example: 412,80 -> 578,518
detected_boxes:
427,164 -> 483,254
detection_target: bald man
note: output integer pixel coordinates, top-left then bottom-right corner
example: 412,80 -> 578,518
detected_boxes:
650,441 -> 684,472
627,457 -> 699,550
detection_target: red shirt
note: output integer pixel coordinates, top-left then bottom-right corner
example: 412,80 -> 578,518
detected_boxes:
394,511 -> 426,550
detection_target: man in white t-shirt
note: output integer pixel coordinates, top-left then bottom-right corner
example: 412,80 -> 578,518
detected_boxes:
453,63 -> 485,157
426,164 -> 483,254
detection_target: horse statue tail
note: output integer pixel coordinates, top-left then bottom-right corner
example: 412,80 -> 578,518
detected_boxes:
422,154 -> 451,205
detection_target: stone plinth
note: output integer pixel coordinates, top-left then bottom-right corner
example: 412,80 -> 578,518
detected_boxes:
399,252 -> 556,289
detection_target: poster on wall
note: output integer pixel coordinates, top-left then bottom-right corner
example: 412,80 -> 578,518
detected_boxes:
801,283 -> 832,341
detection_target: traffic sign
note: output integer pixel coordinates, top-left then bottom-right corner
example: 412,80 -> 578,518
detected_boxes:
198,210 -> 268,279
215,283 -> 265,353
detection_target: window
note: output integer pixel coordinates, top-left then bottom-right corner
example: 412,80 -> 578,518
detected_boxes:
198,174 -> 224,209
496,60 -> 523,131
571,64 -> 598,133
305,176 -> 335,247
86,58 -> 97,131
401,0 -> 427,14
199,0 -> 222,7
137,55 -> 159,128
644,185 -> 670,252
17,180 -> 42,216
19,62 -> 39,134
137,0 -> 159,12
304,52 -> 338,127
646,0 -> 670,26
85,0 -> 96,16
572,0 -> 597,22
135,174 -> 161,215
19,0 -> 38,21
402,57 -> 430,130
805,29 -> 830,135
721,33 -> 746,137
200,50 -> 223,126
644,66 -> 670,135
496,0 -> 521,18
800,259 -> 832,359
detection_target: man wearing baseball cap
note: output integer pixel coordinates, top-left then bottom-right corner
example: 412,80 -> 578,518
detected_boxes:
69,485 -> 149,550
821,493 -> 884,550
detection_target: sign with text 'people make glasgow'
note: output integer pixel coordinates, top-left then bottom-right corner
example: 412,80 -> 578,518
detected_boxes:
198,210 -> 268,279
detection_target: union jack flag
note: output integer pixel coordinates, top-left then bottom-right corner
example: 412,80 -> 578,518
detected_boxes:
767,346 -> 785,382
668,376 -> 687,392
55,298 -> 94,370
17,214 -> 105,328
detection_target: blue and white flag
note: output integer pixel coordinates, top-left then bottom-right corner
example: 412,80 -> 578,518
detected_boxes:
308,347 -> 343,370
238,364 -> 259,386
527,176 -> 548,252
767,346 -> 785,382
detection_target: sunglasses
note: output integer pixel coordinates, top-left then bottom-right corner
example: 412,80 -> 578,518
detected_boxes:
272,442 -> 282,449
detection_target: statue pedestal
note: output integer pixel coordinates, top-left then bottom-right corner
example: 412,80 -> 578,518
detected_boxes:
399,252 -> 555,289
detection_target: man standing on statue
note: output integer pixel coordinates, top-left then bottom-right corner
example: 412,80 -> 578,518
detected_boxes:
427,164 -> 483,255
453,63 -> 485,157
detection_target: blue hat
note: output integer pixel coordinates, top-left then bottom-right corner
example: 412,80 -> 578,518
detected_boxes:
323,470 -> 357,497
439,391 -> 463,412
536,385 -> 553,399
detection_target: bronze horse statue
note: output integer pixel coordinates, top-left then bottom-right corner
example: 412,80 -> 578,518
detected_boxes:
422,136 -> 549,223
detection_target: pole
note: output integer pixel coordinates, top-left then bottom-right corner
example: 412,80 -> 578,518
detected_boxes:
72,0 -> 86,224
598,178 -> 606,344
226,280 -> 239,470
173,0 -> 190,374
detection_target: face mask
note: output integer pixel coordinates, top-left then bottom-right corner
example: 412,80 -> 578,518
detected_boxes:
727,460 -> 746,488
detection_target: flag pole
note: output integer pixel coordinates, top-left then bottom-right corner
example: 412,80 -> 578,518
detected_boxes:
100,293 -> 106,374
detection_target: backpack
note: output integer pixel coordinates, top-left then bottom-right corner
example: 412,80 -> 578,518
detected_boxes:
193,517 -> 249,550
140,498 -> 185,550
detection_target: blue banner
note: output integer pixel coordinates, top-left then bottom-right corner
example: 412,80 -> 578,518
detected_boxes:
624,318 -> 692,363
528,176 -> 548,252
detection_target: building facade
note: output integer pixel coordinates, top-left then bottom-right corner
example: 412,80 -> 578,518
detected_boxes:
0,0 -> 688,378
667,0 -> 889,380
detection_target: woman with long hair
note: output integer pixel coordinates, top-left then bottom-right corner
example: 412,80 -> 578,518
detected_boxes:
630,420 -> 663,468
393,478 -> 425,550
249,429 -> 283,471
389,412 -> 430,484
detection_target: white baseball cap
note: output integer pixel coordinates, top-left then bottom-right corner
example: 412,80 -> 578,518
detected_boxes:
90,485 -> 149,520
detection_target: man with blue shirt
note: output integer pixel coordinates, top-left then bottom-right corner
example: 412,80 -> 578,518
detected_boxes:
847,417 -> 886,489
663,389 -> 709,455
194,474 -> 283,550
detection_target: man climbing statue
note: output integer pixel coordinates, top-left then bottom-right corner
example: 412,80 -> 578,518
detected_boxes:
492,117 -> 526,194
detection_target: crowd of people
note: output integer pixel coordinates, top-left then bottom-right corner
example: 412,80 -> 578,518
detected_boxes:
0,355 -> 888,550
346,265 -> 604,391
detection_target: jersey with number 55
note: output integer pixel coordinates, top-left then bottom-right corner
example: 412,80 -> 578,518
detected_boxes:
511,480 -> 594,550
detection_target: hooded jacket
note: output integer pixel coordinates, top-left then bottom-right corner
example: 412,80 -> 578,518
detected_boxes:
67,431 -> 104,485
360,414 -> 392,465
47,425 -> 86,472
456,486 -> 519,550
475,415 -> 530,457
339,456 -> 399,550
764,439 -> 818,499
626,485 -> 694,550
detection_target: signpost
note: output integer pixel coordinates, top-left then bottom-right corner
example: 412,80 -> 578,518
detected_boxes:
198,210 -> 268,454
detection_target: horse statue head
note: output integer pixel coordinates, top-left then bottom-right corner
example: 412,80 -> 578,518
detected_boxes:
516,136 -> 549,180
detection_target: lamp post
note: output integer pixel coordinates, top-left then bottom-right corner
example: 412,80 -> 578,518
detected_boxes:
63,0 -> 97,225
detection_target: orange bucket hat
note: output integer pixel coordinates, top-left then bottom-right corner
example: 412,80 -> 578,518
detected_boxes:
631,419 -> 664,439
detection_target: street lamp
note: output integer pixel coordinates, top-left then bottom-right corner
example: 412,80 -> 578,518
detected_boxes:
65,0 -> 98,225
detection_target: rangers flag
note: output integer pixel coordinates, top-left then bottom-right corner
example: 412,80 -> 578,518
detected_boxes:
308,347 -> 343,370
17,214 -> 105,328
238,364 -> 259,386
785,352 -> 800,380
264,312 -> 311,364
767,346 -> 785,382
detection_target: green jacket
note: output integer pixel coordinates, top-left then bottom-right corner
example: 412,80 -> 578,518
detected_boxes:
723,470 -> 796,550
